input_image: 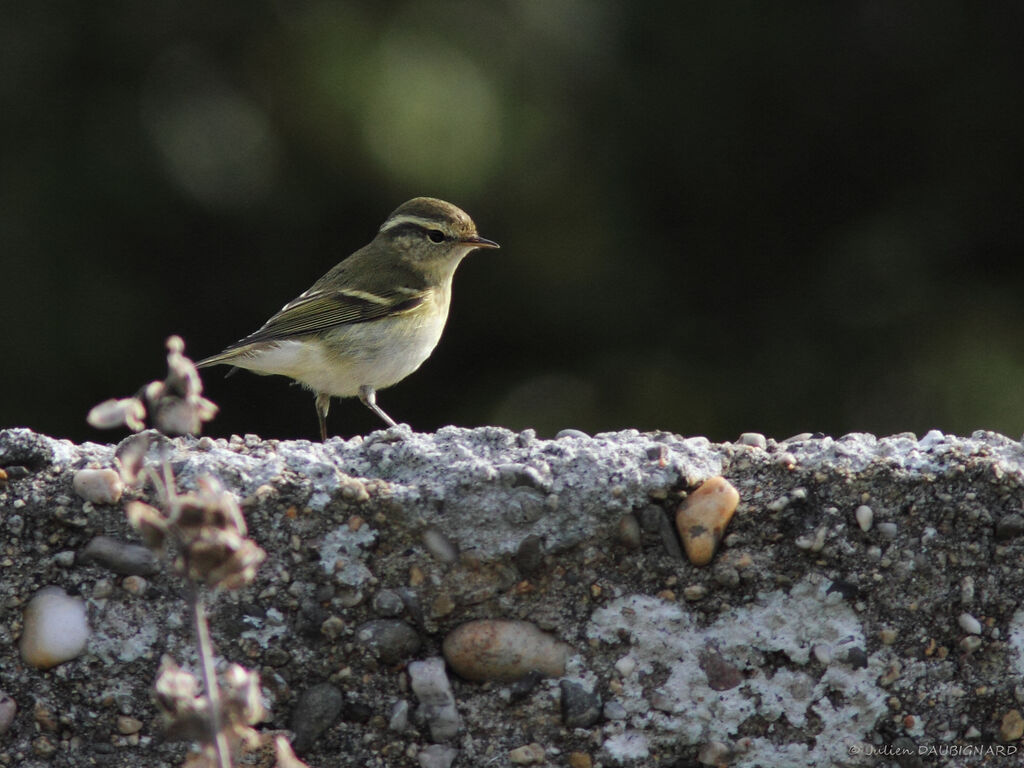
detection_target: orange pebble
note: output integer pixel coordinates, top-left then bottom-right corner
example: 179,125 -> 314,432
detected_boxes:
675,476 -> 740,566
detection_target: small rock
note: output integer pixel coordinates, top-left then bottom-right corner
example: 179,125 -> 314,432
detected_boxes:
617,514 -> 642,549
321,615 -> 345,639
639,505 -> 683,559
422,526 -> 459,564
713,564 -> 740,588
78,536 -> 159,576
614,655 -> 637,677
698,741 -> 732,766
430,594 -> 456,619
418,744 -> 458,768
855,505 -> 873,532
506,670 -> 544,702
409,657 -> 461,742
699,650 -> 743,691
958,613 -> 982,635
122,575 -> 148,596
1000,709 -> 1024,742
355,619 -> 422,665
877,522 -> 898,540
960,576 -> 975,605
265,647 -> 291,667
509,743 -> 546,764
737,432 -> 767,449
846,647 -> 869,669
388,699 -> 410,732
116,716 -> 143,735
555,428 -> 589,440
603,700 -> 628,720
342,699 -> 372,723
290,683 -> 343,753
812,644 -> 833,665
20,587 -> 91,669
72,468 -> 123,505
879,628 -> 898,645
34,702 -> 57,731
683,584 -> 708,601
995,514 -> 1024,540
960,635 -> 982,653
560,680 -> 602,728
0,692 -> 15,735
52,551 -> 76,568
675,476 -> 740,566
372,589 -> 405,618
33,736 -> 58,757
568,752 -> 593,768
514,535 -> 544,575
443,619 -> 571,682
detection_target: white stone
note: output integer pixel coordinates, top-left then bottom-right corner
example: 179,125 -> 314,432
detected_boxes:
20,587 -> 90,669
855,505 -> 873,532
72,468 -> 123,505
409,657 -> 461,742
958,613 -> 982,636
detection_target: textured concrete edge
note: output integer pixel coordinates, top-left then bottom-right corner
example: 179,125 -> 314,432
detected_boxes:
2,425 -> 1024,767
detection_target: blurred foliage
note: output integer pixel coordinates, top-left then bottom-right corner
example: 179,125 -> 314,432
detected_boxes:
3,1 -> 1024,442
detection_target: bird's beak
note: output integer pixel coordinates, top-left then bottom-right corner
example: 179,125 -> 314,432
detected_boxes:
461,235 -> 500,249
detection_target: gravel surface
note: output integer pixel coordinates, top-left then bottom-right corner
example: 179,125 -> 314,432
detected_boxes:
2,425 -> 1024,767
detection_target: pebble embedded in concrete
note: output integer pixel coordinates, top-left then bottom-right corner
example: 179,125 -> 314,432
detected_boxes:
371,589 -> 406,618
388,699 -> 410,732
508,743 -> 546,764
560,680 -> 602,728
617,514 -> 642,549
417,744 -> 458,768
958,613 -> 982,635
1000,709 -> 1024,742
290,683 -> 343,753
0,692 -> 15,735
442,619 -> 572,682
737,432 -> 767,449
409,657 -> 461,742
77,536 -> 159,576
603,700 -> 627,720
20,587 -> 91,669
960,635 -> 982,653
422,526 -> 459,564
877,522 -> 898,539
675,476 -> 740,566
116,715 -> 143,735
355,619 -> 422,665
614,655 -> 637,677
855,505 -> 873,532
698,740 -> 732,766
72,468 -> 123,505
513,535 -> 544,575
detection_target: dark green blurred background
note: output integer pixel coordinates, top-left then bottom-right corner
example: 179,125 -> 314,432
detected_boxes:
4,1 -> 1024,443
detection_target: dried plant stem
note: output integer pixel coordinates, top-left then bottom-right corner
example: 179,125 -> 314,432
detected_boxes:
189,582 -> 232,768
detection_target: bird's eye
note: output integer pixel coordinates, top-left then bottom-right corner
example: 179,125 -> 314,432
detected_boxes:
427,229 -> 446,243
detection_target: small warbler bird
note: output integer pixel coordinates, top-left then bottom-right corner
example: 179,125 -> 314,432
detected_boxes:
197,197 -> 498,440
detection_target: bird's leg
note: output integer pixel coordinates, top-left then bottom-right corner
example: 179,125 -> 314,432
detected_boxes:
315,392 -> 331,441
358,385 -> 398,428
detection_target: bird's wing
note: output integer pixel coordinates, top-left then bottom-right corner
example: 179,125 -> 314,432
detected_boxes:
233,286 -> 428,346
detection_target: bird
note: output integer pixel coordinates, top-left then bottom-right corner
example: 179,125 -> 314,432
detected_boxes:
197,197 -> 498,440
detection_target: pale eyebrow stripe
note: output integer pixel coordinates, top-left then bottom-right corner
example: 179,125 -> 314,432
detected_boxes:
379,214 -> 441,233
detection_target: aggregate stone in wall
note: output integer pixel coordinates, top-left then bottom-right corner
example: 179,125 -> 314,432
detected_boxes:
1,426 -> 1024,767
